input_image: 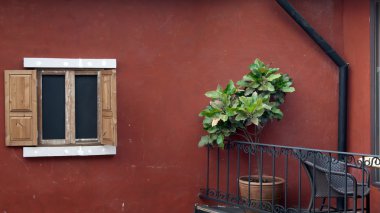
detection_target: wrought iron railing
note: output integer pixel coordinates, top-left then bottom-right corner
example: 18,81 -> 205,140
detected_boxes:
199,141 -> 378,213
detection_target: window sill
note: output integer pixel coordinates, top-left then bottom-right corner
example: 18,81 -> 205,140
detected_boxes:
23,145 -> 116,157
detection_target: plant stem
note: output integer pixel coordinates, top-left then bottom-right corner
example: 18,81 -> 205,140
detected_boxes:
236,133 -> 250,142
254,126 -> 263,184
242,128 -> 254,143
239,126 -> 263,183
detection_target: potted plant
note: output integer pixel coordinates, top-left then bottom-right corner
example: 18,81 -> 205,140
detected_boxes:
198,59 -> 295,206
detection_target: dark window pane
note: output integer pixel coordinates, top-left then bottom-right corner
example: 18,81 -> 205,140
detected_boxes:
42,75 -> 66,139
75,75 -> 98,139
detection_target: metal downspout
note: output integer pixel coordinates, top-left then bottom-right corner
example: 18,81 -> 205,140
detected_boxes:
275,0 -> 349,154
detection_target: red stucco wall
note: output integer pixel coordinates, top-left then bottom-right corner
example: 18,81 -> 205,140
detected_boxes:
0,0 -> 373,212
344,0 -> 371,155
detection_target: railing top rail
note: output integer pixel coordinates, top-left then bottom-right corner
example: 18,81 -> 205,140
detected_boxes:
225,140 -> 379,158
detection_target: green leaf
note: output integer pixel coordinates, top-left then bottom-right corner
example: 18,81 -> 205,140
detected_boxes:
251,117 -> 259,125
210,134 -> 218,141
216,85 -> 222,92
258,84 -> 266,91
236,80 -> 249,87
254,58 -> 265,67
267,74 -> 281,81
205,91 -> 221,99
266,83 -> 275,92
220,114 -> 228,122
224,80 -> 236,95
255,108 -> 265,117
217,135 -> 224,146
271,108 -> 283,117
263,103 -> 272,110
242,75 -> 254,82
226,107 -> 237,116
210,100 -> 223,110
235,113 -> 248,121
282,87 -> 295,93
249,63 -> 258,71
198,135 -> 210,147
285,82 -> 293,87
228,126 -> 236,133
199,107 -> 220,117
202,117 -> 212,125
238,96 -> 247,105
207,126 -> 218,133
244,88 -> 254,96
267,68 -> 279,74
251,92 -> 258,98
212,118 -> 221,126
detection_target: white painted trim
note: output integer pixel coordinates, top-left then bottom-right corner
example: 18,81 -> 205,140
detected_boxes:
23,145 -> 116,157
24,58 -> 117,69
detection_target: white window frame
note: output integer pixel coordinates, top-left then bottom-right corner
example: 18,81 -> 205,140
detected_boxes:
22,58 -> 117,157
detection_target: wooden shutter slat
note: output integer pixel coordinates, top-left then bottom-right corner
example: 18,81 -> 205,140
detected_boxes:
5,70 -> 37,146
100,70 -> 117,146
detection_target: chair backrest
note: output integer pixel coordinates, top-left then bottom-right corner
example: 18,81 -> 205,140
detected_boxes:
294,149 -> 353,197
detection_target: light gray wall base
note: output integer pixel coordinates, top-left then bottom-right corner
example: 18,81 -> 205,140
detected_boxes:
24,58 -> 117,69
23,146 -> 116,157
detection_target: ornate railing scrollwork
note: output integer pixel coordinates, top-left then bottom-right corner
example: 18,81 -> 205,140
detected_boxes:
200,141 -> 374,212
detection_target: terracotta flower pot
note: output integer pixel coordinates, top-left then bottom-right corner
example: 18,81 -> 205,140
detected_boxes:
239,175 -> 285,211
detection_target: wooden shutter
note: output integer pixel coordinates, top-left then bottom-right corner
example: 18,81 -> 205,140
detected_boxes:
4,70 -> 37,146
100,70 -> 117,146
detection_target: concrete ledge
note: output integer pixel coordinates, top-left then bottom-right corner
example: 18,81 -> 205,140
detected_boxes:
24,58 -> 116,69
23,145 -> 116,157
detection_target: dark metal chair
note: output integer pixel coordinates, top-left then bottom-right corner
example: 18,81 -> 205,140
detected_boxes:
297,151 -> 370,212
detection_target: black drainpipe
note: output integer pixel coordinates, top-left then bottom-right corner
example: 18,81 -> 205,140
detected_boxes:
275,0 -> 349,154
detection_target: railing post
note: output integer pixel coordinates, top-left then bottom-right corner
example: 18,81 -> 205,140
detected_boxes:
298,156 -> 301,212
226,142 -> 230,202
284,150 -> 288,211
328,153 -> 332,213
344,156 -> 347,212
248,145 -> 252,207
361,155 -> 365,213
312,152 -> 316,213
271,147 -> 276,213
206,145 -> 210,195
216,147 -> 220,198
236,144 -> 240,204
259,146 -> 263,210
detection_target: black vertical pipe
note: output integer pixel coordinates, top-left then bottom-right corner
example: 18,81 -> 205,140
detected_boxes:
338,65 -> 349,154
275,0 -> 349,154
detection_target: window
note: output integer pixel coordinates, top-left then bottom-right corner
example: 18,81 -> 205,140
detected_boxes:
4,68 -> 117,148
